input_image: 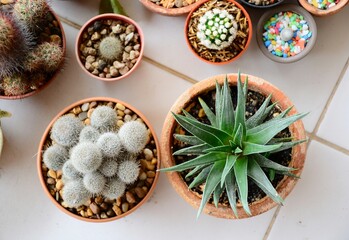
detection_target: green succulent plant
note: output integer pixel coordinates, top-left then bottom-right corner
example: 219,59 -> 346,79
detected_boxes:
161,74 -> 307,218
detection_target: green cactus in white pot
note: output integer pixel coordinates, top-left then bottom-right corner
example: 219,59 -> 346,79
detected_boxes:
0,110 -> 11,157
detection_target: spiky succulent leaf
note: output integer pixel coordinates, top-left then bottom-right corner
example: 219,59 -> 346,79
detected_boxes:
215,81 -> 223,128
220,77 -> 235,133
234,157 -> 251,215
233,73 -> 246,136
197,160 -> 225,218
248,158 -> 284,204
174,134 -> 203,146
245,94 -> 272,129
254,154 -> 296,172
186,164 -> 209,179
198,97 -> 217,128
225,170 -> 238,217
173,144 -> 209,156
188,166 -> 212,189
243,142 -> 282,155
233,123 -> 244,147
221,154 -> 238,187
268,139 -> 307,154
203,145 -> 232,153
213,184 -> 224,208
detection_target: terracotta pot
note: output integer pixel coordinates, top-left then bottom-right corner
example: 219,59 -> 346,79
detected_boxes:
160,73 -> 307,219
37,97 -> 160,222
184,0 -> 252,65
0,5 -> 66,100
139,0 -> 202,16
298,0 -> 348,16
75,14 -> 144,82
256,4 -> 317,63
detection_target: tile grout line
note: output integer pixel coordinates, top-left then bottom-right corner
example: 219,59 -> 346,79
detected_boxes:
262,206 -> 281,240
312,135 -> 349,155
311,56 -> 349,136
57,15 -> 199,85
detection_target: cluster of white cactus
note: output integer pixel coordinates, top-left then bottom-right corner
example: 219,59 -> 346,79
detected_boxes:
43,105 -> 150,208
196,8 -> 238,50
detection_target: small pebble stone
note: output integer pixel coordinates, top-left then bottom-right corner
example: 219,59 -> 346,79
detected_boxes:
100,212 -> 108,219
139,172 -> 147,181
95,196 -> 103,205
126,191 -> 136,203
135,187 -> 146,198
86,56 -> 95,64
119,66 -> 130,75
147,171 -> 156,178
143,148 -> 153,160
112,204 -> 122,215
93,21 -> 102,31
125,33 -> 134,45
121,202 -> 129,213
91,32 -> 101,41
81,103 -> 89,112
90,203 -> 100,214
117,120 -> 124,127
78,111 -> 88,121
113,61 -> 125,69
48,169 -> 57,179
56,180 -> 64,190
47,177 -> 55,185
116,103 -> 125,111
89,102 -> 97,109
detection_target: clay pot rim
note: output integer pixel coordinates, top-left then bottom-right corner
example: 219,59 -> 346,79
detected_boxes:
75,13 -> 144,82
298,0 -> 349,16
160,73 -> 307,219
184,0 -> 253,65
256,4 -> 317,63
37,97 -> 161,223
0,5 -> 66,100
139,0 -> 202,16
240,0 -> 285,9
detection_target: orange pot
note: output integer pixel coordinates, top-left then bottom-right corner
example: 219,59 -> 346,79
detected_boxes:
0,5 -> 66,100
184,0 -> 252,65
75,14 -> 144,82
298,0 -> 348,16
37,97 -> 160,222
139,0 -> 202,16
161,73 -> 307,219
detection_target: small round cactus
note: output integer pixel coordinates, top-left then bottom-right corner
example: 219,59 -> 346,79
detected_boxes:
99,158 -> 118,177
97,132 -> 122,158
79,126 -> 100,143
43,144 -> 68,171
117,159 -> 140,184
62,160 -> 82,180
71,142 -> 103,174
51,115 -> 84,147
118,121 -> 149,154
196,8 -> 238,50
62,180 -> 91,208
83,171 -> 106,194
13,0 -> 48,30
99,36 -> 123,62
102,178 -> 126,200
25,42 -> 64,73
1,74 -> 30,96
90,106 -> 117,132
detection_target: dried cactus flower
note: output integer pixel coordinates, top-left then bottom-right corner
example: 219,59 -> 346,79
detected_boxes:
90,106 -> 117,132
43,144 -> 68,171
51,115 -> 84,147
102,177 -> 126,200
161,74 -> 307,218
71,142 -> 103,174
196,8 -> 238,50
62,179 -> 91,208
118,121 -> 149,154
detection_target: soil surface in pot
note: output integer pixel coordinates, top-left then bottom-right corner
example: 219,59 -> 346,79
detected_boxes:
40,100 -> 158,220
187,0 -> 250,63
149,0 -> 199,8
78,18 -> 141,79
172,87 -> 292,205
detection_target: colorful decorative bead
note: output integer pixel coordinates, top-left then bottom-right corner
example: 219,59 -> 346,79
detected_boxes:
308,0 -> 340,10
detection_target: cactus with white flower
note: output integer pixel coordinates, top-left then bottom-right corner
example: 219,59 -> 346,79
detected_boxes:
196,8 -> 238,50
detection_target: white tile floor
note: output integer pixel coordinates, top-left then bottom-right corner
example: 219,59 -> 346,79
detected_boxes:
0,0 -> 348,239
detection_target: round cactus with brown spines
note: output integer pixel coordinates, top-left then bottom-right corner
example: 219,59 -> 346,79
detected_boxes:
13,0 -> 48,30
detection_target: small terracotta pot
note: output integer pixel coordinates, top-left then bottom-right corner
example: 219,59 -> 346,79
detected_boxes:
185,0 -> 252,65
298,0 -> 348,16
256,4 -> 317,63
161,73 -> 307,219
139,0 -> 202,16
75,14 -> 144,82
37,97 -> 160,222
0,5 -> 66,100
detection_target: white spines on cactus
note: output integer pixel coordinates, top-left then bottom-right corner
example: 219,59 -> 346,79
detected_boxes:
71,142 -> 103,174
43,144 -> 68,171
62,179 -> 91,208
99,158 -> 119,177
97,132 -> 122,158
90,106 -> 117,132
51,115 -> 84,147
102,178 -> 126,200
196,8 -> 238,50
117,158 -> 140,184
118,121 -> 149,154
83,171 -> 106,194
62,160 -> 82,180
79,126 -> 100,143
